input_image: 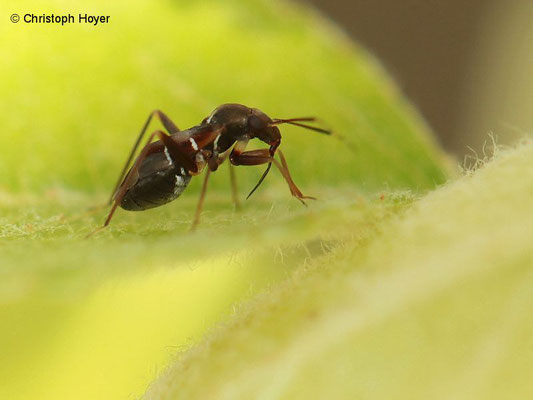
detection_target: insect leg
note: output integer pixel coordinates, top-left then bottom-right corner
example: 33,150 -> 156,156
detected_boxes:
229,144 -> 271,199
228,163 -> 241,210
230,149 -> 271,166
209,149 -> 241,210
108,110 -> 181,205
190,168 -> 211,231
156,110 -> 180,134
230,148 -> 314,204
274,150 -> 316,204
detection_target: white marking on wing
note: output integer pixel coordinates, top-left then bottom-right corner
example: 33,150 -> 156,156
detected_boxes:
189,138 -> 199,151
175,175 -> 185,186
164,147 -> 172,164
174,175 -> 185,195
214,133 -> 221,150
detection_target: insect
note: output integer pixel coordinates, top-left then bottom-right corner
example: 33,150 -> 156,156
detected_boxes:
91,103 -> 330,235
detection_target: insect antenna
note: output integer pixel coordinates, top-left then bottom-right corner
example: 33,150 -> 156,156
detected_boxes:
272,117 -> 358,153
246,162 -> 272,200
271,117 -> 331,135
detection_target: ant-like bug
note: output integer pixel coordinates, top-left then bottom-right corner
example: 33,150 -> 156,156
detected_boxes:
91,103 -> 331,235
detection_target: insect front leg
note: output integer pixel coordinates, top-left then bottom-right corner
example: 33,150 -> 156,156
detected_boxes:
230,145 -> 314,204
273,150 -> 316,203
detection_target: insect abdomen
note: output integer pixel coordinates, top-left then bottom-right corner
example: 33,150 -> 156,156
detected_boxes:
120,165 -> 191,211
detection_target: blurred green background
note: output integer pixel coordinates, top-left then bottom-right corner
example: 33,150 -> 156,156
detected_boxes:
0,0 -> 447,194
1,0 -> 531,399
0,0 -> 448,399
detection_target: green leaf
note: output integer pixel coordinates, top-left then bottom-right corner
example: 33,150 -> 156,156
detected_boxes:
0,0 -> 452,399
144,143 -> 533,400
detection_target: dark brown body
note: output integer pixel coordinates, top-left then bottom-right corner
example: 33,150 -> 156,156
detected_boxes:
120,151 -> 191,210
117,124 -> 213,211
118,104 -> 282,211
91,103 -> 330,236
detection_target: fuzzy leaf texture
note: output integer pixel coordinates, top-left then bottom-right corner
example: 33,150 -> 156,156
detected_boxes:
144,143 -> 533,400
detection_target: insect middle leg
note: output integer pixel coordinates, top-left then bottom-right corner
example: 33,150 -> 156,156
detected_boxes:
228,163 -> 241,210
190,144 -> 238,231
214,150 -> 241,211
190,168 -> 211,232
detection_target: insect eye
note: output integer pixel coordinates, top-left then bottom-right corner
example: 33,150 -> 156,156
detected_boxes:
248,115 -> 265,130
